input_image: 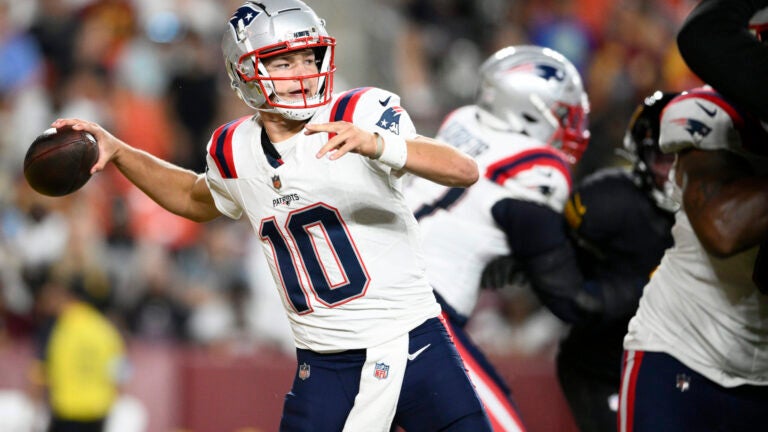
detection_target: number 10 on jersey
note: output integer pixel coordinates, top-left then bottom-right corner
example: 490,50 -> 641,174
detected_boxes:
259,203 -> 371,313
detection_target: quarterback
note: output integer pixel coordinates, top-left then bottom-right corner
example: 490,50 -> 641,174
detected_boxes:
52,1 -> 492,431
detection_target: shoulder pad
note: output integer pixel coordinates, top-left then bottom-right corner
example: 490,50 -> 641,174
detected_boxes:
660,88 -> 766,154
206,116 -> 252,179
328,87 -> 414,137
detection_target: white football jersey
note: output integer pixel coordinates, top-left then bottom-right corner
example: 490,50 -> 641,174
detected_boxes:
624,88 -> 768,386
205,87 -> 440,352
404,105 -> 573,317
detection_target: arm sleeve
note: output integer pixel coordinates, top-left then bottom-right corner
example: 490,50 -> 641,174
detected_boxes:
204,146 -> 243,220
492,197 -> 648,324
491,198 -> 600,323
678,0 -> 768,121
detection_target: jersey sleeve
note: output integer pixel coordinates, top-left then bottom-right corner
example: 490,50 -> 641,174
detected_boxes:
352,87 -> 418,139
486,146 -> 573,212
328,87 -> 417,176
204,134 -> 243,220
659,87 -> 768,156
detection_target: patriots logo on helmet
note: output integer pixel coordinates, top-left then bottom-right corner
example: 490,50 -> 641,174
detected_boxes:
671,118 -> 712,143
376,106 -> 404,135
535,64 -> 565,81
507,64 -> 565,82
229,5 -> 261,40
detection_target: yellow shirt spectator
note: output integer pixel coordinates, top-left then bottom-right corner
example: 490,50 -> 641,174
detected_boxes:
41,301 -> 126,421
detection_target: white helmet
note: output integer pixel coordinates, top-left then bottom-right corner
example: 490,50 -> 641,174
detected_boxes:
222,0 -> 336,120
476,45 -> 590,163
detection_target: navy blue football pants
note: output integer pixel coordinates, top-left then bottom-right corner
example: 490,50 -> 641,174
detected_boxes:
279,317 -> 492,431
619,350 -> 768,432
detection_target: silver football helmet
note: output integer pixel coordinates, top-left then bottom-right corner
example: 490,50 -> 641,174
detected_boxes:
476,45 -> 590,164
222,0 -> 336,120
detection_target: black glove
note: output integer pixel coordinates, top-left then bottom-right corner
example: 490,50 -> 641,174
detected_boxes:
480,255 -> 528,290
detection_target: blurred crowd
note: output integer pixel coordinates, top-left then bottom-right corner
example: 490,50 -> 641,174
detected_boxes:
0,0 -> 699,359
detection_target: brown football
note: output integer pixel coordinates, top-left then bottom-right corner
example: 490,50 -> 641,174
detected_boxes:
23,125 -> 99,197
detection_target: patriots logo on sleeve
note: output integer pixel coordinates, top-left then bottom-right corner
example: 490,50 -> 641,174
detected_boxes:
229,5 -> 261,40
670,118 -> 712,144
376,106 -> 404,135
507,64 -> 565,82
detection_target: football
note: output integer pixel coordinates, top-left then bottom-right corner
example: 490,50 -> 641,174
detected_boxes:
23,125 -> 99,197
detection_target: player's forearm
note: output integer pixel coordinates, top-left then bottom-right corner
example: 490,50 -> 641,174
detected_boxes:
403,136 -> 479,187
523,245 -> 603,324
111,143 -> 221,222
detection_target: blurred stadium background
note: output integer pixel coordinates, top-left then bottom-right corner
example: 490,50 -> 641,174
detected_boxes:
0,0 -> 700,431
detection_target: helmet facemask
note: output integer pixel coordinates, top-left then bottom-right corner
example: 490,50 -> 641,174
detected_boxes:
238,41 -> 335,120
620,91 -> 680,212
540,98 -> 590,164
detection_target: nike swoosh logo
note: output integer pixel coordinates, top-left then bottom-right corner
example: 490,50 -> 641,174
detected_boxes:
379,96 -> 392,106
407,344 -> 431,361
696,102 -> 717,118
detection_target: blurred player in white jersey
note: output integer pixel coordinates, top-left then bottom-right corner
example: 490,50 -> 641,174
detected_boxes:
619,85 -> 768,431
404,45 -> 590,432
52,1 -> 493,430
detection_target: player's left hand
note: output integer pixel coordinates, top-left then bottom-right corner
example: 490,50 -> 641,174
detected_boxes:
306,121 -> 377,160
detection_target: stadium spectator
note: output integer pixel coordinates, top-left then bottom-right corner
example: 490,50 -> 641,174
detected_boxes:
29,271 -> 128,432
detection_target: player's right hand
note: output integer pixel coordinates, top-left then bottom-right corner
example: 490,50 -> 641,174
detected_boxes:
51,118 -> 122,175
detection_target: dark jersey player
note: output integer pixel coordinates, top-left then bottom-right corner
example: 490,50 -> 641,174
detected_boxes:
555,92 -> 677,432
486,92 -> 677,432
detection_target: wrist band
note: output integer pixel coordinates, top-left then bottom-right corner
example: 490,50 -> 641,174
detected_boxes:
376,134 -> 408,170
372,132 -> 384,159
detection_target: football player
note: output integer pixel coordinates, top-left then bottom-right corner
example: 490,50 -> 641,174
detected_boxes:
51,1 -> 492,431
619,86 -> 768,431
549,91 -> 677,432
404,45 -> 591,432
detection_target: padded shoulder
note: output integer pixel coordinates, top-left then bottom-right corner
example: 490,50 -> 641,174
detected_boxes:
565,168 -> 641,237
327,87 -> 416,138
659,87 -> 766,154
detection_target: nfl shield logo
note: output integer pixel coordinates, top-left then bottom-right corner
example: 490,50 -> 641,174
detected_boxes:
374,362 -> 389,380
272,174 -> 282,190
298,363 -> 310,380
